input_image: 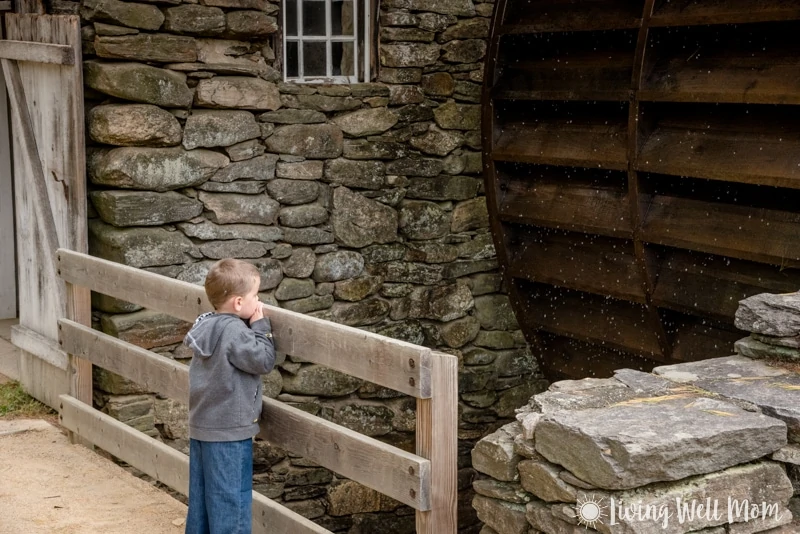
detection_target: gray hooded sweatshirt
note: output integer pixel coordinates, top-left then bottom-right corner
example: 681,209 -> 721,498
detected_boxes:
184,312 -> 276,442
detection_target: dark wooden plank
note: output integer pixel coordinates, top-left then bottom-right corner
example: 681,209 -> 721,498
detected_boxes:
508,230 -> 646,303
637,126 -> 800,189
502,0 -> 641,33
498,171 -> 633,238
650,0 -> 800,27
661,313 -> 744,363
652,249 -> 800,321
640,196 -> 800,268
493,118 -> 629,170
537,334 -> 661,380
515,282 -> 666,359
641,24 -> 800,105
494,39 -> 634,101
493,88 -> 631,102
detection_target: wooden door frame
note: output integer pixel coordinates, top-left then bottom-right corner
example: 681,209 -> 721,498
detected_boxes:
0,60 -> 14,321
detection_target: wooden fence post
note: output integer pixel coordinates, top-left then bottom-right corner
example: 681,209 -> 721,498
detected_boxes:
416,351 -> 458,533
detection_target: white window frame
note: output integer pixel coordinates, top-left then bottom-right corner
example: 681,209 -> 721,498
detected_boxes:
283,0 -> 371,84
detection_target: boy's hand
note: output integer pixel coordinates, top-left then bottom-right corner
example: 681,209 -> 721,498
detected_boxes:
250,302 -> 264,324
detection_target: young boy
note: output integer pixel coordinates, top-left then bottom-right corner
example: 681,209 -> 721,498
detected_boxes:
183,258 -> 276,534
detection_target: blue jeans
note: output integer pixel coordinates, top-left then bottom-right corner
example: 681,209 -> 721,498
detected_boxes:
186,438 -> 253,534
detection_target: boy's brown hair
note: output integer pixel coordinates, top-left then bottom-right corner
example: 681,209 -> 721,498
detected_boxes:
204,259 -> 261,309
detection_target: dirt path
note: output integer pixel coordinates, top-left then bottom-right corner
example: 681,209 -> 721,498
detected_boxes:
0,419 -> 187,534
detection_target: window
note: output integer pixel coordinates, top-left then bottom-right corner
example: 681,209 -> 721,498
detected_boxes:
283,0 -> 371,83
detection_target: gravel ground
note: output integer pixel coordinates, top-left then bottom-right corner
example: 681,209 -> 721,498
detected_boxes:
0,419 -> 187,534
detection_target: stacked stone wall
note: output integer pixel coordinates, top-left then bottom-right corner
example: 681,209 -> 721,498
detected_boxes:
57,0 -> 550,530
471,292 -> 800,534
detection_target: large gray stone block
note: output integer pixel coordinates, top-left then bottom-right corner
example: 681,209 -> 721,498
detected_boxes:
183,110 -> 261,149
434,101 -> 481,130
85,61 -> 193,107
410,125 -> 464,156
164,4 -> 225,35
323,159 -> 386,190
383,0 -> 475,16
94,33 -> 197,62
280,94 -> 361,112
178,220 -> 283,242
198,191 -> 280,225
535,396 -> 787,490
82,0 -> 164,30
332,187 -> 397,248
199,239 -> 267,259
312,251 -> 364,282
89,147 -> 229,191
398,200 -> 450,240
655,357 -> 800,443
265,124 -> 343,158
101,309 -> 191,349
265,179 -> 319,205
210,154 -> 278,183
90,220 -> 195,268
472,423 -> 522,482
331,298 -> 391,326
89,104 -> 182,147
380,43 -> 441,67
90,190 -> 202,226
473,495 -> 529,534
281,364 -> 363,396
735,292 -> 800,337
278,204 -> 328,228
585,461 -> 794,534
195,76 -> 281,110
331,108 -> 398,137
735,336 -> 800,362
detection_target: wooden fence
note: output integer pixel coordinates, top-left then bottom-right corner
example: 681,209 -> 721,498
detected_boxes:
54,248 -> 458,533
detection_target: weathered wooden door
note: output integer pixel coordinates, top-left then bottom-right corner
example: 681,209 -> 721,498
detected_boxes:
2,13 -> 90,407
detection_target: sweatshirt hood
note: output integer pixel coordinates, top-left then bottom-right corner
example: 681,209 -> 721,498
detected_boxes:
184,312 -> 242,359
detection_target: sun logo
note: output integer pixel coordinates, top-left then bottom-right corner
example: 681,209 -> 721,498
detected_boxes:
575,494 -> 606,529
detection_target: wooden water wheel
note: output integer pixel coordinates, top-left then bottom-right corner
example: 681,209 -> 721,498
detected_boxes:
482,0 -> 800,380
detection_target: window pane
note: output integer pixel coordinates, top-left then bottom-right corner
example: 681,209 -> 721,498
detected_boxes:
303,0 -> 326,36
286,41 -> 299,77
332,0 -> 353,36
332,41 -> 355,77
304,41 -> 327,77
285,0 -> 297,36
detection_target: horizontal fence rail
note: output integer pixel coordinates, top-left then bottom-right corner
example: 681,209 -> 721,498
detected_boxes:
58,318 -> 432,510
59,394 -> 331,534
57,248 -> 432,398
55,248 -> 457,532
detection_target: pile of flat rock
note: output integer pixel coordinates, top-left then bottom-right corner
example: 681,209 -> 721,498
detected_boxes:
734,292 -> 800,364
471,291 -> 800,534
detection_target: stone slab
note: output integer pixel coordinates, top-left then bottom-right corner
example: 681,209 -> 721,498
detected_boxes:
535,396 -> 787,490
473,495 -> 529,534
735,292 -> 800,337
589,461 -> 794,534
655,356 -> 800,442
